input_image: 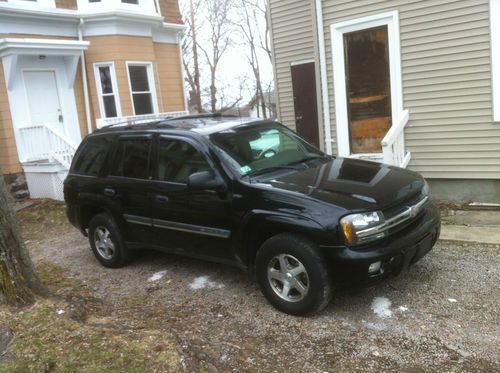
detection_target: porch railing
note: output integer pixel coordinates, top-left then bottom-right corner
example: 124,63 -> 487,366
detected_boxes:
96,111 -> 189,129
18,124 -> 79,170
381,110 -> 411,168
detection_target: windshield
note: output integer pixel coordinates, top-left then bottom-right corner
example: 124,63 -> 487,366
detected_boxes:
210,125 -> 326,176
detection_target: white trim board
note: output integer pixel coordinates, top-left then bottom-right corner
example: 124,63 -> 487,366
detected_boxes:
330,11 -> 404,157
491,0 -> 500,122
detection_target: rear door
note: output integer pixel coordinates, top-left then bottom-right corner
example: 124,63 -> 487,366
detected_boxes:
149,135 -> 233,262
104,134 -> 155,245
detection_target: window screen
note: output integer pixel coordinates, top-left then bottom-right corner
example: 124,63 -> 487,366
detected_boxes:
72,137 -> 111,176
157,139 -> 211,184
111,138 -> 151,179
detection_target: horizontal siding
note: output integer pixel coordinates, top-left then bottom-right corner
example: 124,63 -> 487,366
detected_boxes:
269,0 -> 317,132
318,0 -> 499,179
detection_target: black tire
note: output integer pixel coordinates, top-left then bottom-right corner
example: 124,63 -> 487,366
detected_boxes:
255,233 -> 332,316
88,213 -> 131,268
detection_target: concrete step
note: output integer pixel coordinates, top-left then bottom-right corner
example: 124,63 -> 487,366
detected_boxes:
440,225 -> 500,245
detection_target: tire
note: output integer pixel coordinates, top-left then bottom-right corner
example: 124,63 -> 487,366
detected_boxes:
88,213 -> 131,268
255,233 -> 332,316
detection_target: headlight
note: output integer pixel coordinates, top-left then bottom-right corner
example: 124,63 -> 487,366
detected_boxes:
340,211 -> 386,246
422,180 -> 430,197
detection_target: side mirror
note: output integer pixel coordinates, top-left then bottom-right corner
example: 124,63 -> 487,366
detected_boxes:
188,171 -> 225,191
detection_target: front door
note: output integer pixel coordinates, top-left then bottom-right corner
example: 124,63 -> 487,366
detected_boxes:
24,71 -> 63,128
150,136 -> 233,262
343,26 -> 392,154
291,62 -> 320,148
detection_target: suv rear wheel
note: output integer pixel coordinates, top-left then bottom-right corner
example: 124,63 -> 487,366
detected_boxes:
88,213 -> 130,268
255,233 -> 332,316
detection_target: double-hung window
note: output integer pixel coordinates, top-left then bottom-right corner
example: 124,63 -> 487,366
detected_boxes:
126,62 -> 158,115
491,0 -> 500,122
94,62 -> 121,118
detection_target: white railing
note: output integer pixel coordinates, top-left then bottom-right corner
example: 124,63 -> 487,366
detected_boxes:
19,124 -> 78,170
381,109 -> 411,168
96,111 -> 189,129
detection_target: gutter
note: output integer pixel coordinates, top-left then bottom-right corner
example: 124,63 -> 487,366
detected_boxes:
78,18 -> 93,136
314,0 -> 333,155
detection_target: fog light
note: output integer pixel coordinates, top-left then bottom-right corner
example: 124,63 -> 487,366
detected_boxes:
368,261 -> 382,274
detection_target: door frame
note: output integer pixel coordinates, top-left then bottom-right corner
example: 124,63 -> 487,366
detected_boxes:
330,11 -> 404,157
290,60 -> 323,149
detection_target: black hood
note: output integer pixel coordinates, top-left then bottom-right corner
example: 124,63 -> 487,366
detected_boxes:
262,157 -> 425,211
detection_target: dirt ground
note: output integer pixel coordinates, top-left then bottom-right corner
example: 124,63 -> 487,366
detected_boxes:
2,201 -> 500,372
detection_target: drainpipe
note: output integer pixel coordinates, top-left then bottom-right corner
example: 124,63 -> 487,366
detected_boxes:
78,18 -> 93,135
314,0 -> 333,155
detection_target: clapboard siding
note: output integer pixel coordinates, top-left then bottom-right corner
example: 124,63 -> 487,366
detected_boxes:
268,0 -> 318,132
318,0 -> 499,178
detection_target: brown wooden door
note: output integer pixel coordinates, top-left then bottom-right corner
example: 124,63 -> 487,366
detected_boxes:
291,62 -> 320,148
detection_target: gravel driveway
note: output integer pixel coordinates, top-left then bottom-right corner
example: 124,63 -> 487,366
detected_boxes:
23,203 -> 500,372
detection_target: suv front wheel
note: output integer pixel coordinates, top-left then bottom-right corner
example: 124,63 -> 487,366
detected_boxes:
88,213 -> 130,268
255,233 -> 332,316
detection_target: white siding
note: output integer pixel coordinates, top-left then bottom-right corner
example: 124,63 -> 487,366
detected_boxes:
321,0 -> 499,179
268,0 -> 318,132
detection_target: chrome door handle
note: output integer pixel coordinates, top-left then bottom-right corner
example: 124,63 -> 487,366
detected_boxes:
104,188 -> 116,197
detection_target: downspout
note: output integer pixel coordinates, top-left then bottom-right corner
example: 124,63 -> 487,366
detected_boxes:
78,18 -> 93,135
314,0 -> 333,155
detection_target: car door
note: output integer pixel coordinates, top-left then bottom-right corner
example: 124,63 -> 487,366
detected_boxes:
149,135 -> 233,262
104,134 -> 155,245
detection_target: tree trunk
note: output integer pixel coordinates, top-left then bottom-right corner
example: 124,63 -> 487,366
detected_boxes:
0,171 -> 44,306
190,0 -> 203,113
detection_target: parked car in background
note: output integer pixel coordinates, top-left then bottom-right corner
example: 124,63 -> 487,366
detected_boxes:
64,115 -> 441,315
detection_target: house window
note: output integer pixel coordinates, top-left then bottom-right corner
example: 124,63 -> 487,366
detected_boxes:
331,11 -> 403,156
126,62 -> 158,115
94,62 -> 121,119
491,0 -> 500,122
122,0 -> 138,3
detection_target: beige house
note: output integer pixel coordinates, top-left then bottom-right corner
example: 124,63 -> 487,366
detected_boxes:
0,0 -> 187,199
268,0 -> 500,203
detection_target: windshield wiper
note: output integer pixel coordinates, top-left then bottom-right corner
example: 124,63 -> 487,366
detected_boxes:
288,154 -> 332,166
245,165 -> 302,177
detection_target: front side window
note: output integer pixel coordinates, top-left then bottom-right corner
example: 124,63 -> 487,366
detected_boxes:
158,139 -> 211,184
111,138 -> 151,179
127,63 -> 157,115
72,136 -> 112,176
211,126 -> 325,176
94,62 -> 121,118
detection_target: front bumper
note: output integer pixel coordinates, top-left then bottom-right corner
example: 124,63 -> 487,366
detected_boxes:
324,203 -> 441,287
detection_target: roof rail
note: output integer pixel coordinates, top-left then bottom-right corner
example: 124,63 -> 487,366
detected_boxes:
162,112 -> 240,121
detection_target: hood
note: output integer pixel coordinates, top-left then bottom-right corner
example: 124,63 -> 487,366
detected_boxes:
262,157 -> 425,211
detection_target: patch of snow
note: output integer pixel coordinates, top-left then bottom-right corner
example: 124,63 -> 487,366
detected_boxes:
448,298 -> 457,303
148,270 -> 167,282
365,322 -> 387,331
399,306 -> 409,312
189,276 -> 225,290
56,309 -> 65,315
371,297 -> 393,318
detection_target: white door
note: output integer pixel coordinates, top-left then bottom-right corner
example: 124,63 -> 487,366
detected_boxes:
24,71 -> 63,127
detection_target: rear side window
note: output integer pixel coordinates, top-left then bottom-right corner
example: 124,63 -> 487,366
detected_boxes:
111,138 -> 151,179
72,136 -> 111,176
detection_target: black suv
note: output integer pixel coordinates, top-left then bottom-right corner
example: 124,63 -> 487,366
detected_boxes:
65,115 -> 440,315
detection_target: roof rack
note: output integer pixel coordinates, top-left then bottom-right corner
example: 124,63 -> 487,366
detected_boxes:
162,112 -> 240,121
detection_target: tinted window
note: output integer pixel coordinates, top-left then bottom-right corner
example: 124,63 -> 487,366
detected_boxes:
158,139 -> 211,184
72,136 -> 111,176
111,138 -> 151,179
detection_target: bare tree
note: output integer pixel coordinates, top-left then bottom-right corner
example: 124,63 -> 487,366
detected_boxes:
197,0 -> 235,112
182,0 -> 203,113
0,170 -> 44,306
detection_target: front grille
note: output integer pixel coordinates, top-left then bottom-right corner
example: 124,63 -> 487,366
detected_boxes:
357,195 -> 429,241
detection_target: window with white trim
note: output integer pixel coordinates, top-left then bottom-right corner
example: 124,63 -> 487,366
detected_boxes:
126,62 -> 158,115
7,0 -> 55,8
491,0 -> 500,122
76,0 -> 156,13
94,62 -> 121,119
